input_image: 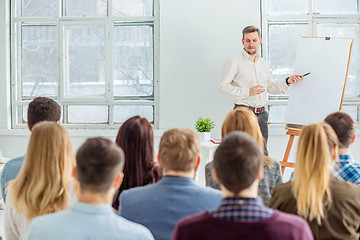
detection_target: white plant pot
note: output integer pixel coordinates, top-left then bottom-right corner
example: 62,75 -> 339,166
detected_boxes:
198,132 -> 211,142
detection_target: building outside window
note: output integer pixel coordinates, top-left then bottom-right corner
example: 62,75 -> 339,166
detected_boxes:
11,0 -> 159,128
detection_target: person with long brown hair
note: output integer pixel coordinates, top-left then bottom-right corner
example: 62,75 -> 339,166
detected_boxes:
269,123 -> 360,239
112,116 -> 161,210
5,122 -> 76,240
205,107 -> 282,205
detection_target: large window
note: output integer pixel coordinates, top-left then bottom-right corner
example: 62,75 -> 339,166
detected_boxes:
262,0 -> 360,124
11,0 -> 159,128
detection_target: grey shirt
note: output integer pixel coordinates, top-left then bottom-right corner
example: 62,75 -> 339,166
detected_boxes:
205,159 -> 282,206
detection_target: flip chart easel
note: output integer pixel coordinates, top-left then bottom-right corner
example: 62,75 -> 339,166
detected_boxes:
280,37 -> 353,175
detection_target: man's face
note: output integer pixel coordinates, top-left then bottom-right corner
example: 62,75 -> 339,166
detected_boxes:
242,32 -> 262,56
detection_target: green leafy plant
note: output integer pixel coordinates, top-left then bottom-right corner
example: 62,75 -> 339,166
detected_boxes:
195,117 -> 215,132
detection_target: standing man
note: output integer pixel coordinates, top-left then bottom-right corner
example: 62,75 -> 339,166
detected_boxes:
218,26 -> 303,154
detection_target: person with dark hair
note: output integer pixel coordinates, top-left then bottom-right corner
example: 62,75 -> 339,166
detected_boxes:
26,137 -> 154,240
218,25 -> 303,154
1,97 -> 61,202
119,128 -> 222,240
324,111 -> 360,184
173,132 -> 313,240
112,115 -> 161,210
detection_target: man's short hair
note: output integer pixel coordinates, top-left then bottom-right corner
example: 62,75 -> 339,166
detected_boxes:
159,128 -> 200,172
214,131 -> 263,195
76,137 -> 125,193
242,25 -> 261,39
27,97 -> 61,130
324,111 -> 354,148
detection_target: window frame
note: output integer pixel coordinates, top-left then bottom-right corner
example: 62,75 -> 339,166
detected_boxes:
261,0 -> 360,124
10,0 -> 160,129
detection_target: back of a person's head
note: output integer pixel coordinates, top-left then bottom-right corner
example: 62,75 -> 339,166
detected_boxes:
159,128 -> 200,173
10,121 -> 75,219
221,108 -> 263,149
213,131 -> 263,195
221,108 -> 271,166
324,111 -> 354,148
112,116 -> 155,209
293,122 -> 338,224
27,97 -> 61,130
76,137 -> 125,193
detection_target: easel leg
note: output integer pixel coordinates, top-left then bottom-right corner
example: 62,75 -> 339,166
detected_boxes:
282,135 -> 295,175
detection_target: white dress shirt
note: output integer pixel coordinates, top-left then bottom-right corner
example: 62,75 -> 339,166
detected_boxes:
218,49 -> 289,108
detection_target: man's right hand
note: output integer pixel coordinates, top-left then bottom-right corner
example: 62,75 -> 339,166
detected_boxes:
249,85 -> 265,96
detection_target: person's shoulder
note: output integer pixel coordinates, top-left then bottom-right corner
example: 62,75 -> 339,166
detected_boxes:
121,182 -> 159,203
273,180 -> 291,191
28,210 -> 70,237
115,216 -> 154,239
3,155 -> 25,169
331,176 -> 360,198
176,212 -> 211,230
271,211 -> 311,231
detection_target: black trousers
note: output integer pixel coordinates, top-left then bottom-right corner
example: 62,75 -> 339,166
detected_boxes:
233,105 -> 269,156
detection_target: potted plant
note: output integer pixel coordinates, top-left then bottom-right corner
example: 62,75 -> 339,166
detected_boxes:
195,117 -> 215,142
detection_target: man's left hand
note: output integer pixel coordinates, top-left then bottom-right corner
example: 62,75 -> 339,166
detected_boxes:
288,75 -> 304,84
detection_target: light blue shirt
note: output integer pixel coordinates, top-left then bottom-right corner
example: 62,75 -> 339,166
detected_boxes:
26,202 -> 154,240
119,176 -> 222,240
1,155 -> 24,202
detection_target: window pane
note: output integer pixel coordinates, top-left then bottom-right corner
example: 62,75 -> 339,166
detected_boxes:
22,0 -> 56,17
65,0 -> 107,17
22,25 -> 57,97
68,106 -> 108,123
113,26 -> 153,97
114,105 -> 153,123
66,26 -> 105,96
268,24 -> 309,83
269,105 -> 287,124
268,0 -> 307,14
21,106 -> 28,124
113,0 -> 153,16
342,106 -> 358,123
317,24 -> 359,96
314,0 -> 358,14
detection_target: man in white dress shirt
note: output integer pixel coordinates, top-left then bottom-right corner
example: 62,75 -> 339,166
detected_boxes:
218,25 -> 303,154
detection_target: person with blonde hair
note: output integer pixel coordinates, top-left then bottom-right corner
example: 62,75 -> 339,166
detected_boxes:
205,107 -> 282,205
269,123 -> 360,239
5,121 -> 76,240
119,128 -> 222,240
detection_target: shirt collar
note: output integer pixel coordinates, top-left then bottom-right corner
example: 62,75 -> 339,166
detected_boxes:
338,155 -> 352,162
71,202 -> 114,215
241,48 -> 260,61
159,176 -> 195,185
221,196 -> 263,206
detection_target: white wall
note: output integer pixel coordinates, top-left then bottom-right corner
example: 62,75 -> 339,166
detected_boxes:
159,0 -> 260,138
1,0 -> 360,175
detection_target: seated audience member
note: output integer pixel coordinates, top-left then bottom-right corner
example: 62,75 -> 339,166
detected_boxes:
1,97 -> 61,202
269,123 -> 360,240
119,128 -> 222,240
112,116 -> 161,210
26,137 -> 154,240
205,108 -> 282,205
324,111 -> 360,184
5,122 -> 75,240
173,131 -> 313,240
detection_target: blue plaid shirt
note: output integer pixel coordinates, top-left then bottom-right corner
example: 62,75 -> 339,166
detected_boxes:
334,155 -> 360,184
211,197 -> 274,222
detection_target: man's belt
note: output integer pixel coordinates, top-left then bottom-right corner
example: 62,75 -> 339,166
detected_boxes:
236,104 -> 265,113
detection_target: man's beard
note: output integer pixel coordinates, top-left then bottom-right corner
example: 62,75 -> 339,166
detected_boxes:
245,48 -> 257,56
